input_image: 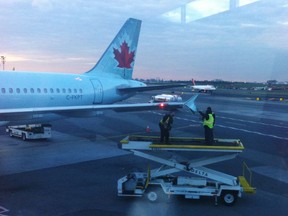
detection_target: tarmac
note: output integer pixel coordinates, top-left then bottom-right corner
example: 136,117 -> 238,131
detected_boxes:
0,91 -> 288,216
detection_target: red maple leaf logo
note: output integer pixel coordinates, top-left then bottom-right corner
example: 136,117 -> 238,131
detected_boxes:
113,41 -> 135,69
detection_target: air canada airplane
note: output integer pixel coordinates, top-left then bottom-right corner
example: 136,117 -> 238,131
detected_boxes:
0,18 -> 198,126
191,79 -> 216,93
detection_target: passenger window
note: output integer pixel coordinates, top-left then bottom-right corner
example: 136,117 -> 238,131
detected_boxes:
68,88 -> 72,93
9,88 -> 13,93
1,88 -> 5,94
50,88 -> 54,93
74,89 -> 77,93
23,88 -> 28,93
44,88 -> 48,93
56,88 -> 60,93
79,89 -> 83,94
16,88 -> 20,93
62,88 -> 66,93
30,88 -> 34,93
37,88 -> 41,93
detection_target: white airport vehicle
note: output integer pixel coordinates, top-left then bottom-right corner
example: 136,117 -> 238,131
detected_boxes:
118,135 -> 255,206
6,124 -> 52,141
149,94 -> 182,103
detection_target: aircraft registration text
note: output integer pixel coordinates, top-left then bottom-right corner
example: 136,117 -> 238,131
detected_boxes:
66,95 -> 83,100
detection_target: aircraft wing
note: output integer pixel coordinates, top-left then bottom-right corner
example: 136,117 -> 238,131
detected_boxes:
117,83 -> 186,93
0,102 -> 183,120
0,95 -> 198,124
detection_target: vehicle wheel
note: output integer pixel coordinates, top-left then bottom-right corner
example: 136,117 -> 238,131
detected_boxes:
221,191 -> 237,206
22,133 -> 27,141
147,191 -> 158,202
146,185 -> 169,202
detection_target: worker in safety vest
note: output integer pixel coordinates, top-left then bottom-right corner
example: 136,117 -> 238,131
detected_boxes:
159,112 -> 174,144
199,107 -> 215,145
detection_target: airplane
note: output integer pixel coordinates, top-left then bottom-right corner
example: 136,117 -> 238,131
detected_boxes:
0,18 -> 198,127
191,79 -> 216,93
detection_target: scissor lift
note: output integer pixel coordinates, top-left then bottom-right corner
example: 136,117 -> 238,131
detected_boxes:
117,135 -> 255,206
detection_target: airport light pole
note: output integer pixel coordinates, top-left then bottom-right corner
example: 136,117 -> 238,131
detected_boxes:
1,56 -> 5,70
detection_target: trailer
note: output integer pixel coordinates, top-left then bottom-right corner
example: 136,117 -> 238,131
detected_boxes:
117,135 -> 256,206
6,124 -> 52,141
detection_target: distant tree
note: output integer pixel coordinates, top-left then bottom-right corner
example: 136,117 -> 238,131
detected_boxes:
267,80 -> 277,86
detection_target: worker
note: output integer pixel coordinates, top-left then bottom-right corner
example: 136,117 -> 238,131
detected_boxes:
159,112 -> 174,144
199,107 -> 215,145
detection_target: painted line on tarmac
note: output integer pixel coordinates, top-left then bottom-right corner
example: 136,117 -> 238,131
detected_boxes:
177,117 -> 288,141
219,116 -> 288,129
0,205 -> 9,216
217,124 -> 288,141
252,166 -> 288,184
241,148 -> 287,169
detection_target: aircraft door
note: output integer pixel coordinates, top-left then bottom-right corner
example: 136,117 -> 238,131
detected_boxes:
90,79 -> 103,104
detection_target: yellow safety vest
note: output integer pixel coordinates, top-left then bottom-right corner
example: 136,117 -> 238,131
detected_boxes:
160,117 -> 171,129
203,114 -> 214,129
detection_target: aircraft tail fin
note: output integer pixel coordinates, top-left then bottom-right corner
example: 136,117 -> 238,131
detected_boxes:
192,79 -> 196,86
85,18 -> 141,79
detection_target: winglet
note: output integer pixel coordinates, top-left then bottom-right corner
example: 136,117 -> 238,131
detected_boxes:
184,94 -> 199,113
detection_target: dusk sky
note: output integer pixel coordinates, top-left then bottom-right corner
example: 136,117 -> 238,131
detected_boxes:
1,0 -> 288,82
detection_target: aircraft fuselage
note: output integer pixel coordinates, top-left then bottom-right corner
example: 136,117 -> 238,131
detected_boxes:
0,71 -> 144,125
0,71 -> 144,108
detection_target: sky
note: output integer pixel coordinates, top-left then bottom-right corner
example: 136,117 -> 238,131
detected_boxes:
0,0 -> 288,82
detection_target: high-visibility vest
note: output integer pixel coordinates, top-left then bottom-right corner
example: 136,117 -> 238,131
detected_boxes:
203,114 -> 214,129
160,116 -> 171,129
160,115 -> 170,123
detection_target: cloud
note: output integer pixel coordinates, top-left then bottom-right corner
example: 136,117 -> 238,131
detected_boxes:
31,0 -> 54,11
0,0 -> 288,81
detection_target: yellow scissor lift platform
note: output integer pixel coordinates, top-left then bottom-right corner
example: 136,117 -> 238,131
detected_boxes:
118,135 -> 256,205
121,135 -> 245,152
